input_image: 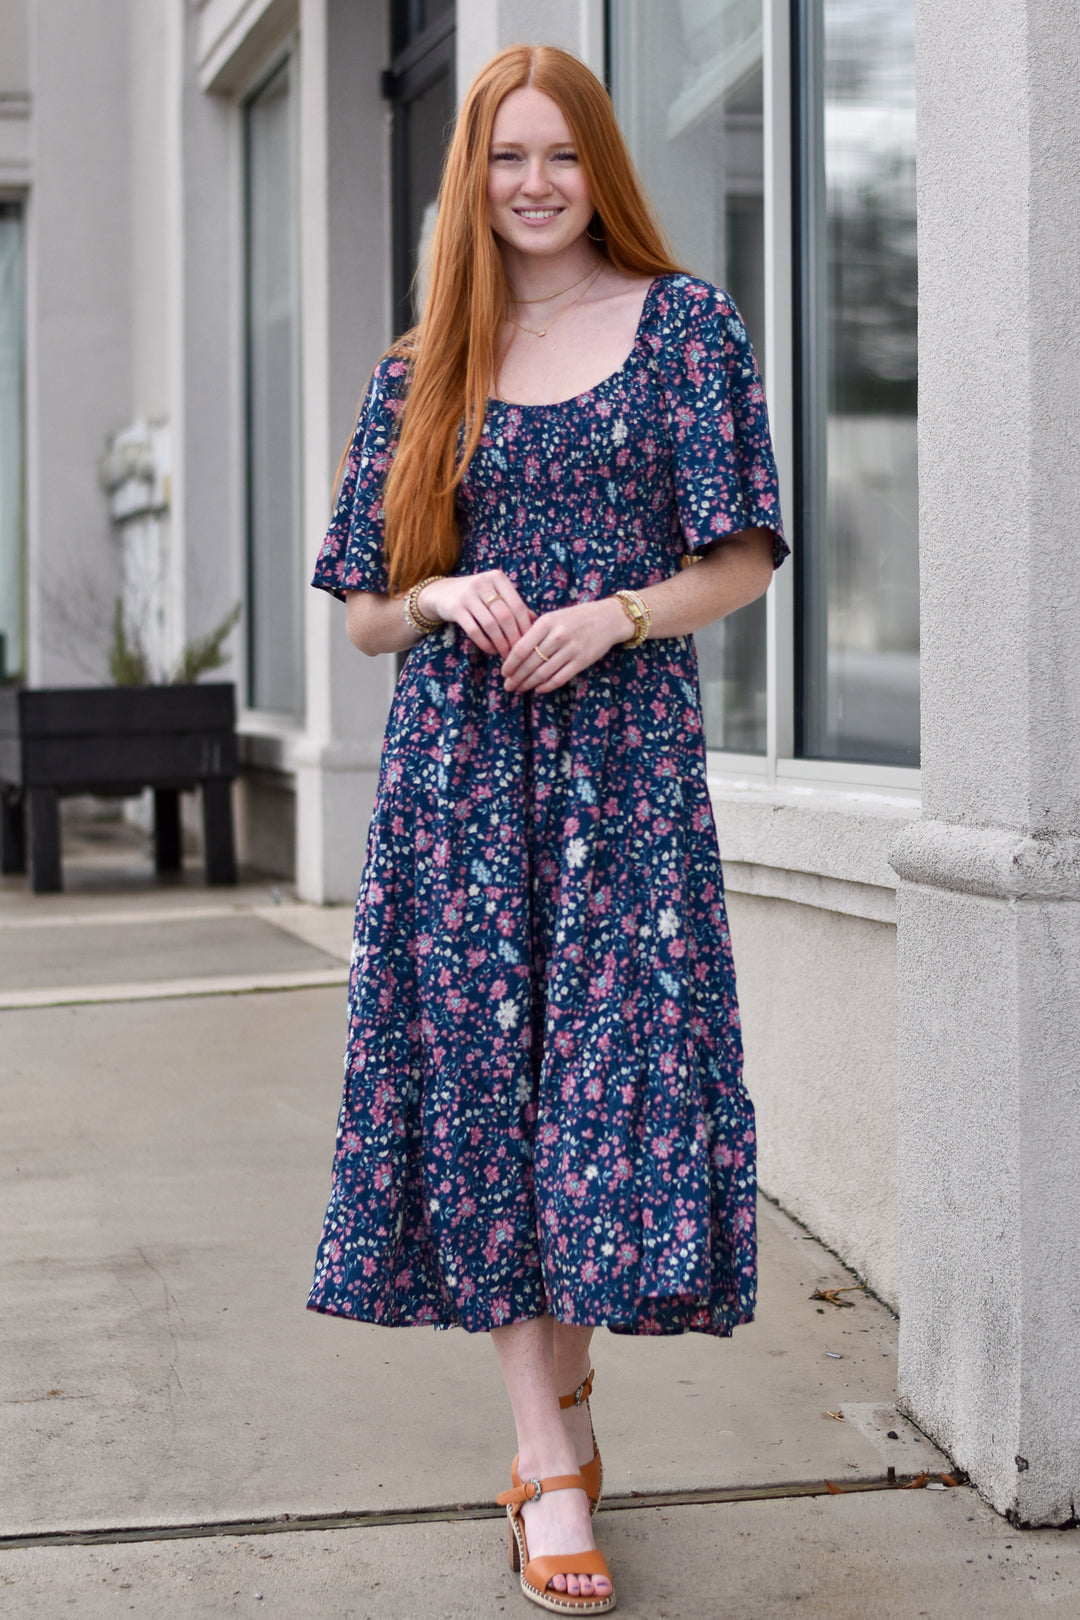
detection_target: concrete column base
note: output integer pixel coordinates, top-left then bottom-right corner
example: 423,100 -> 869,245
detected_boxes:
294,750 -> 378,905
893,821 -> 1080,1525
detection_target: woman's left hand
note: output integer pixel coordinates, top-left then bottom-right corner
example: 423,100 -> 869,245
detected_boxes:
501,597 -> 630,694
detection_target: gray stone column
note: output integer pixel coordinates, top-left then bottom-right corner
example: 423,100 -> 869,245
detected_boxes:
26,0 -> 131,686
892,0 -> 1080,1524
295,0 -> 395,903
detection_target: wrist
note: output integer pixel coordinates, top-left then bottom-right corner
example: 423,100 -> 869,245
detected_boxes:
601,596 -> 631,647
403,574 -> 446,637
611,589 -> 651,648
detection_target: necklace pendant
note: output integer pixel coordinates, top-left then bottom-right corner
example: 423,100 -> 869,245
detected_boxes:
536,328 -> 547,338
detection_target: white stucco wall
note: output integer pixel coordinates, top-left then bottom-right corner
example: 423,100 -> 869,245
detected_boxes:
26,0 -> 131,686
128,0 -> 172,424
0,0 -> 27,94
728,893 -> 899,1309
457,0 -> 606,97
294,0 -> 395,903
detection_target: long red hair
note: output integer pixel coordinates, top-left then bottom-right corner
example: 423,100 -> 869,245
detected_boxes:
378,44 -> 683,594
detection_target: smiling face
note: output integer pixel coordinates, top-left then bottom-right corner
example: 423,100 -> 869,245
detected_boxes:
486,86 -> 595,262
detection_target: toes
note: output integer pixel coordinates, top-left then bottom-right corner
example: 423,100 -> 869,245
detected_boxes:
547,1571 -> 611,1598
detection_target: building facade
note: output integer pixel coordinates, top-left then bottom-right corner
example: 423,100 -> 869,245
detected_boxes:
1,0 -> 1077,1527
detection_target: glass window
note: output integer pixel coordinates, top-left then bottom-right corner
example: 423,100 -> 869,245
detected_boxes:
244,55 -> 303,716
0,202 -> 24,681
390,0 -> 454,56
610,0 -> 769,755
796,0 -> 919,765
388,2 -> 455,332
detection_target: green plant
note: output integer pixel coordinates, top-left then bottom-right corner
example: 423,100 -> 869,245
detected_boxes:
171,602 -> 242,685
107,598 -> 241,687
108,599 -> 151,687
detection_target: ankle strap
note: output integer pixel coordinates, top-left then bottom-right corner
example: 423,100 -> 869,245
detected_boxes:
497,1472 -> 586,1510
559,1368 -> 595,1410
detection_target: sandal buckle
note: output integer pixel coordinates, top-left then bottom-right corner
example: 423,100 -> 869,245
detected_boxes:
525,1477 -> 542,1501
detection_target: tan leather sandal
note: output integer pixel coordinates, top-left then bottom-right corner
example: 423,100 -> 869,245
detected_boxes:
511,1368 -> 603,1516
560,1369 -> 602,1512
496,1472 -> 616,1614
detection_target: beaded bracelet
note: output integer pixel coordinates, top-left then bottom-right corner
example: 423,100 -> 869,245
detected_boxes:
403,575 -> 446,636
614,589 -> 651,648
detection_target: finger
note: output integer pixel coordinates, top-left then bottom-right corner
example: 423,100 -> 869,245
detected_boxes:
501,633 -> 539,682
486,598 -> 534,646
504,609 -> 559,676
503,643 -> 551,688
487,573 -> 536,640
533,645 -> 591,692
486,594 -> 533,652
469,587 -> 517,653
458,612 -> 499,655
474,599 -> 515,655
511,649 -> 574,693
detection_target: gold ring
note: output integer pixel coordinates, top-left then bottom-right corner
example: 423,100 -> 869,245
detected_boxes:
483,593 -> 500,606
534,646 -> 551,662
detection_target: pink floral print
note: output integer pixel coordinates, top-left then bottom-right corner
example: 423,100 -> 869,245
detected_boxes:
308,276 -> 786,1337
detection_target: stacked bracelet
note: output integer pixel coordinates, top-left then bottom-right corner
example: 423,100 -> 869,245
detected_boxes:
403,575 -> 446,636
613,589 -> 652,648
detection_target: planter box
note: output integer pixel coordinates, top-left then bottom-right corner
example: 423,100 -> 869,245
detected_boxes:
0,683 -> 239,892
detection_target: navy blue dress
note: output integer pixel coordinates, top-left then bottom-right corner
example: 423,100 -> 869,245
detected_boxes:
308,275 -> 786,1336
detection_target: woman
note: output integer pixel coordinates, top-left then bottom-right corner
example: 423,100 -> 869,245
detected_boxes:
309,43 -> 786,1615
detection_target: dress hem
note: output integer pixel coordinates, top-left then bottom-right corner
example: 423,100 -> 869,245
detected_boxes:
305,1295 -> 754,1340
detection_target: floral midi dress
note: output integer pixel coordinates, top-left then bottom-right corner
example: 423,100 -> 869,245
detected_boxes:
308,274 -> 787,1337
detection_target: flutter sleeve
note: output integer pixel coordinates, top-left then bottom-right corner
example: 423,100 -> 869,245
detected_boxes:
651,277 -> 788,568
311,354 -> 411,601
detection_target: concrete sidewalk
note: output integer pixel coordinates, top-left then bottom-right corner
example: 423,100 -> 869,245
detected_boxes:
2,822 -> 1078,1616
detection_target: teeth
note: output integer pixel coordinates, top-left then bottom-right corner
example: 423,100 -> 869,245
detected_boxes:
517,210 -> 560,220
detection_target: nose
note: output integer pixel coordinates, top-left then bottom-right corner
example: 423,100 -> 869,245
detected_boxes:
520,158 -> 554,198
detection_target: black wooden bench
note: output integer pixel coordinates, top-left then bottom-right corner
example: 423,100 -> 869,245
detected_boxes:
0,684 -> 239,892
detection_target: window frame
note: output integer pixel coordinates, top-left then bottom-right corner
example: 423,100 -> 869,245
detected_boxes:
241,40 -> 305,721
384,2 -> 456,337
604,0 -> 920,800
0,196 -> 26,684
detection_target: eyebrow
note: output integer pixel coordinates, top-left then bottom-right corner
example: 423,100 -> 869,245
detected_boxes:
488,139 -> 577,150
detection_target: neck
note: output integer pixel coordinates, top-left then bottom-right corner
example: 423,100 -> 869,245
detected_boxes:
500,242 -> 603,304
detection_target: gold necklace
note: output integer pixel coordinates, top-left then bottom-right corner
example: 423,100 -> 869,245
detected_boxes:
508,266 -> 603,339
511,263 -> 599,305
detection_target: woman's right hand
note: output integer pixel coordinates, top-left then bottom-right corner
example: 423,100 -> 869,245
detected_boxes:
418,570 -> 536,658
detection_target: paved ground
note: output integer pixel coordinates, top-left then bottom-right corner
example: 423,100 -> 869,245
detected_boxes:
2,817 -> 1079,1616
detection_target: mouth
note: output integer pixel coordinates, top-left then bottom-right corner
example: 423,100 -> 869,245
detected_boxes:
513,208 -> 564,223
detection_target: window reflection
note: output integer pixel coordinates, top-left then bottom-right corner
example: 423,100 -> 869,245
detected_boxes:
800,0 -> 919,765
400,67 -> 455,328
387,2 -> 455,334
0,203 -> 24,681
611,0 -> 769,755
244,57 -> 303,716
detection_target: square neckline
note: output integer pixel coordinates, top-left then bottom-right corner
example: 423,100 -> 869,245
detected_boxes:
488,276 -> 663,412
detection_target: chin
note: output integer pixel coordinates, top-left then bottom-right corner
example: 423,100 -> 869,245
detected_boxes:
501,222 -> 583,254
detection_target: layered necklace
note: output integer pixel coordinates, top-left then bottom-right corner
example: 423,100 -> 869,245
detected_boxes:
508,263 -> 603,339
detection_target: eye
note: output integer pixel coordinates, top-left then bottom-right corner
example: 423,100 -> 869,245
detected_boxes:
489,149 -> 522,163
552,151 -> 578,163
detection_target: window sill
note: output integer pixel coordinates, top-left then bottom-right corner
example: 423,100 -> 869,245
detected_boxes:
706,760 -> 921,921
